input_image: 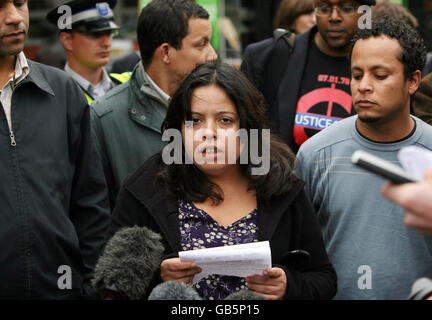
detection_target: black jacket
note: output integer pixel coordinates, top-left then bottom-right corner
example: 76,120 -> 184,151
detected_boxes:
109,154 -> 337,300
241,27 -> 317,152
110,52 -> 141,74
0,60 -> 110,299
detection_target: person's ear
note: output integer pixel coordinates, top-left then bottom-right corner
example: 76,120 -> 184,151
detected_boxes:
59,32 -> 73,51
157,43 -> 172,65
408,70 -> 422,95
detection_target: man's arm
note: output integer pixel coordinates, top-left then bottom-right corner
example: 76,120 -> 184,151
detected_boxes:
90,106 -> 116,210
68,88 -> 110,295
294,147 -> 315,200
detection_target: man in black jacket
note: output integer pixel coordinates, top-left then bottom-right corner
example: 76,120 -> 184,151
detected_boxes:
241,0 -> 376,153
0,0 -> 110,299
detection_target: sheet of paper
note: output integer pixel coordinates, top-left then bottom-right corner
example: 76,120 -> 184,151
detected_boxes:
179,241 -> 272,284
398,146 -> 432,181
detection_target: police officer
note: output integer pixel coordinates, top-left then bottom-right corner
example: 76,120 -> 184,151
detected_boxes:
47,0 -> 130,104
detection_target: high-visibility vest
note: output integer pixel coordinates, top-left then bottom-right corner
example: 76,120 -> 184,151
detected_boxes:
83,72 -> 131,104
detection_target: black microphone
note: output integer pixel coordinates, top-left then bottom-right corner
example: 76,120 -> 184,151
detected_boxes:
225,289 -> 266,300
92,226 -> 165,300
148,281 -> 203,300
408,278 -> 432,300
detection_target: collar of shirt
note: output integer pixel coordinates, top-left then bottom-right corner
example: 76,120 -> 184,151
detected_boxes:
139,64 -> 170,107
0,51 -> 30,130
14,51 -> 29,86
1,51 -> 29,92
64,63 -> 113,99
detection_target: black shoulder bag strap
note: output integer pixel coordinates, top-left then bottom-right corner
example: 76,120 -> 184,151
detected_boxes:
263,29 -> 296,131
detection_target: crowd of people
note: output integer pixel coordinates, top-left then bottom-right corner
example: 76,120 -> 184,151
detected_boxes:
1,0 -> 432,300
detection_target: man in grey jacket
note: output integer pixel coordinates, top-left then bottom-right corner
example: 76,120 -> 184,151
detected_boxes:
0,0 -> 110,299
91,0 -> 217,210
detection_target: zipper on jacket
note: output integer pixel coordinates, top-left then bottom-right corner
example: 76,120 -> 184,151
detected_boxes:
3,71 -> 33,297
0,103 -> 15,146
9,80 -> 21,147
10,129 -> 16,146
8,78 -> 31,296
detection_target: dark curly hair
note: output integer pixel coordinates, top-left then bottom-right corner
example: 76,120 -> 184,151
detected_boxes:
351,18 -> 426,79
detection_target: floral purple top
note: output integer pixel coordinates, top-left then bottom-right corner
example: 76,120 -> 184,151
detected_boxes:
178,200 -> 259,300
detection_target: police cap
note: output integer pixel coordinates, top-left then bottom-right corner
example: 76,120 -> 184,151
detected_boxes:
46,0 -> 119,33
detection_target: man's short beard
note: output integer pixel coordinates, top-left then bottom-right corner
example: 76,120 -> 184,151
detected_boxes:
0,43 -> 25,57
321,33 -> 351,51
358,115 -> 381,123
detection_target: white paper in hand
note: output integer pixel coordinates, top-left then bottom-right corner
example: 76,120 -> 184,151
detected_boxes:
179,241 -> 272,284
398,146 -> 432,181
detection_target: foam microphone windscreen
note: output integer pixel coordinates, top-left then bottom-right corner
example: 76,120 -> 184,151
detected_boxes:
225,289 -> 266,300
148,281 -> 203,300
92,226 -> 165,300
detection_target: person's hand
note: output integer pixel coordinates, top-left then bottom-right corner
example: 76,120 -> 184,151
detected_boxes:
382,167 -> 432,235
160,258 -> 202,284
246,267 -> 287,300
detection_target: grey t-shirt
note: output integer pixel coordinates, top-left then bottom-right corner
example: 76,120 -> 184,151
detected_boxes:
296,115 -> 432,299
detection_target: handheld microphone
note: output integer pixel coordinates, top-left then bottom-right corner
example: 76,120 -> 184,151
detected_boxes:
92,226 -> 165,300
408,278 -> 432,300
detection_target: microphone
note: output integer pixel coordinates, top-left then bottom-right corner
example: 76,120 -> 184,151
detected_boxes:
148,281 -> 203,300
225,289 -> 266,300
408,278 -> 432,300
92,226 -> 165,300
148,283 -> 265,300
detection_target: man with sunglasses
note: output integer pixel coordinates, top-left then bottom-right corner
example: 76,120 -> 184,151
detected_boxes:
47,0 -> 130,104
241,0 -> 375,153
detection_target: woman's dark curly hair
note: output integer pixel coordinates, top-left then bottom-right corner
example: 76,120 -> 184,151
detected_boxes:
156,61 -> 297,204
351,18 -> 427,79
